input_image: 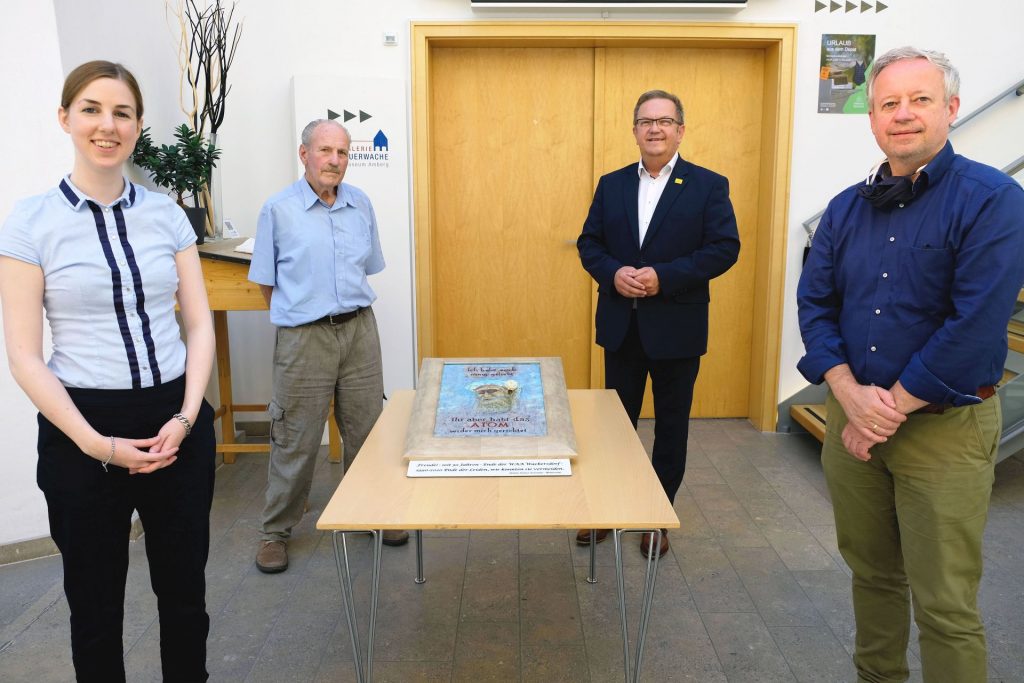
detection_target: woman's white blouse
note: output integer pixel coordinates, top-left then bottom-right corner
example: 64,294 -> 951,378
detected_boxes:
0,176 -> 197,389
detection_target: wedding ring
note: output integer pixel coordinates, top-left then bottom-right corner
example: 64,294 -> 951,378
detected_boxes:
871,423 -> 879,433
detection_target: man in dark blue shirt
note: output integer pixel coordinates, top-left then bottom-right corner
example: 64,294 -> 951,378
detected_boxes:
798,46 -> 1024,682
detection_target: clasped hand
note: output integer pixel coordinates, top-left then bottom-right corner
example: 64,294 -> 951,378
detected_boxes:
104,417 -> 189,475
838,384 -> 907,461
614,266 -> 660,297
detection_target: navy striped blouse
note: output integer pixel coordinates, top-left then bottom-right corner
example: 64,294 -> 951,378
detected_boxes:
0,176 -> 196,390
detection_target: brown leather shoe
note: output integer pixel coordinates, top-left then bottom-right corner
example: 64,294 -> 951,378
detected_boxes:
256,540 -> 288,573
639,529 -> 669,559
576,529 -> 610,546
381,530 -> 410,547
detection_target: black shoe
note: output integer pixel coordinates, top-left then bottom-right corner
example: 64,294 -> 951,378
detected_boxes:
382,530 -> 410,546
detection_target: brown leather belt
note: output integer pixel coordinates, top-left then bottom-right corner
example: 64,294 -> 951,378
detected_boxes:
306,307 -> 364,326
915,385 -> 996,414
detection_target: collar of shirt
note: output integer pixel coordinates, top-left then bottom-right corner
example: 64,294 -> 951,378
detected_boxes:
299,177 -> 357,211
636,152 -> 679,180
864,141 -> 955,192
58,174 -> 138,211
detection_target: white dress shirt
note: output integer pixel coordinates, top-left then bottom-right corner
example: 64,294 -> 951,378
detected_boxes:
637,153 -> 678,246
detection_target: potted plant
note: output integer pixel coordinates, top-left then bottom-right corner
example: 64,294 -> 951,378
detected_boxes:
132,123 -> 220,243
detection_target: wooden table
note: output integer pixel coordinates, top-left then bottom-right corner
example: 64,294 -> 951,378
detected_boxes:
317,389 -> 679,682
197,238 -> 341,463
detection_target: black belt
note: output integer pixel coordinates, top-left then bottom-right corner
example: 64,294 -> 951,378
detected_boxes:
306,307 -> 364,326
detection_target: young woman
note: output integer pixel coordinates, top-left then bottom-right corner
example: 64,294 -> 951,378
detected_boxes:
0,61 -> 216,682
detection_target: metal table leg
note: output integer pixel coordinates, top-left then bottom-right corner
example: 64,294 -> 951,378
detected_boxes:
613,528 -> 662,683
414,530 -> 426,584
587,529 -> 598,584
332,530 -> 384,683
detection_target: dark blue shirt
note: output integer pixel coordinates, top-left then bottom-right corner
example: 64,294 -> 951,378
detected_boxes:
797,142 -> 1024,406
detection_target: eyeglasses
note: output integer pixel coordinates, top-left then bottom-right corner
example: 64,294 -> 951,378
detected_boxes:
634,117 -> 682,129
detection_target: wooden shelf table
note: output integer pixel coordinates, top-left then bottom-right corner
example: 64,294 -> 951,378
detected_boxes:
317,389 -> 680,682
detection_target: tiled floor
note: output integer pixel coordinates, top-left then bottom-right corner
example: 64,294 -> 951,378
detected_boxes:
2,420 -> 1023,682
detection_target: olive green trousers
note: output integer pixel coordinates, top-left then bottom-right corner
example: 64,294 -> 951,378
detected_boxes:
822,392 -> 999,683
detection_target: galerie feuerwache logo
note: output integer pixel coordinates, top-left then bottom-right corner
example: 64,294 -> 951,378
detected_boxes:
327,108 -> 391,169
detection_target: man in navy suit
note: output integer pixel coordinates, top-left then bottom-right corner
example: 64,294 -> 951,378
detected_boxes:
577,90 -> 740,557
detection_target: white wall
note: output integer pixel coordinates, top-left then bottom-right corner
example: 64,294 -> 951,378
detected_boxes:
0,2 -> 72,544
2,0 -> 1021,546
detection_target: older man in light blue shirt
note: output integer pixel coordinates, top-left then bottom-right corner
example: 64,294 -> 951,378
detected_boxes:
249,119 -> 406,574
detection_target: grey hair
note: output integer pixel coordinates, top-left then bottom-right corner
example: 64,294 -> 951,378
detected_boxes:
300,119 -> 349,147
867,46 -> 960,104
633,90 -> 685,125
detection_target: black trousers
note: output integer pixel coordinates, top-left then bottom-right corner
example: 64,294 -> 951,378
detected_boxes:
37,375 -> 216,683
604,313 -> 700,504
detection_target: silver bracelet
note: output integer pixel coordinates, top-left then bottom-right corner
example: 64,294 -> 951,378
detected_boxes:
102,436 -> 115,472
172,413 -> 193,437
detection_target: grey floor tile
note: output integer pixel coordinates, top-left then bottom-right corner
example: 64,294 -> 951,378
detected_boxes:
687,484 -> 769,548
757,466 -> 836,527
522,643 -> 589,683
790,568 -> 857,653
461,531 -> 519,621
725,546 -> 825,628
519,553 -> 583,646
703,612 -> 795,682
672,490 -> 716,540
742,497 -> 838,571
316,659 -> 452,683
0,554 -> 63,633
674,536 -> 756,614
770,626 -> 854,682
806,524 -> 848,575
452,619 -> 519,681
519,528 -> 572,555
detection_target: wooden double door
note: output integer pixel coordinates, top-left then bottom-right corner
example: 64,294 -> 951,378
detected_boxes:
426,45 -> 764,418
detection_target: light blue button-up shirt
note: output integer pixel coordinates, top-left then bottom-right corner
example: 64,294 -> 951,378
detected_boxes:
0,177 -> 196,389
248,177 -> 385,327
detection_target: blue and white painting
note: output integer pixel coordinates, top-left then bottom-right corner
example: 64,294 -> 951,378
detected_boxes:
434,362 -> 548,438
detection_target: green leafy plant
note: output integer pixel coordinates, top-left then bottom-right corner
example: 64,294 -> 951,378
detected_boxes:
131,123 -> 221,207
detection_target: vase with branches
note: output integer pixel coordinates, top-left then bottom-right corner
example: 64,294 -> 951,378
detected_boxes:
168,0 -> 243,237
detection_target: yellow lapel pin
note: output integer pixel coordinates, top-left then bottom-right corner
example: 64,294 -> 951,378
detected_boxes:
674,178 -> 683,185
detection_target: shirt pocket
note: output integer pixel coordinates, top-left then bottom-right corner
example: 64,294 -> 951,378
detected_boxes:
347,215 -> 372,266
895,245 -> 955,320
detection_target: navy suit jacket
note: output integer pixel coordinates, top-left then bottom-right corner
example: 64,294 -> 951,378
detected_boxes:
577,157 -> 740,359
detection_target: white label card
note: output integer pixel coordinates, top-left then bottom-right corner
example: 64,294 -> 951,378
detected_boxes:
407,459 -> 572,478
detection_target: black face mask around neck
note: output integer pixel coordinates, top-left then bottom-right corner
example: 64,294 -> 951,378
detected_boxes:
856,169 -> 918,210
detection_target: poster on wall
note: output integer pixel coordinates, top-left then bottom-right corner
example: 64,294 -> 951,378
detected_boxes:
818,34 -> 876,114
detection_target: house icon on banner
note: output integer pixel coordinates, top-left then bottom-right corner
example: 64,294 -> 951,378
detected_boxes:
373,130 -> 389,151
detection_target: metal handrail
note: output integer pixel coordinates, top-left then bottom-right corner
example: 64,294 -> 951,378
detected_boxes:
1007,154 -> 1024,179
802,76 -> 1024,237
951,78 -> 1024,131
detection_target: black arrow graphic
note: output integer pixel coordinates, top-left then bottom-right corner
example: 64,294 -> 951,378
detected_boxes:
359,110 -> 372,123
327,109 -> 340,120
876,0 -> 887,10
815,0 -> 826,11
343,110 -> 356,122
830,0 -> 841,11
